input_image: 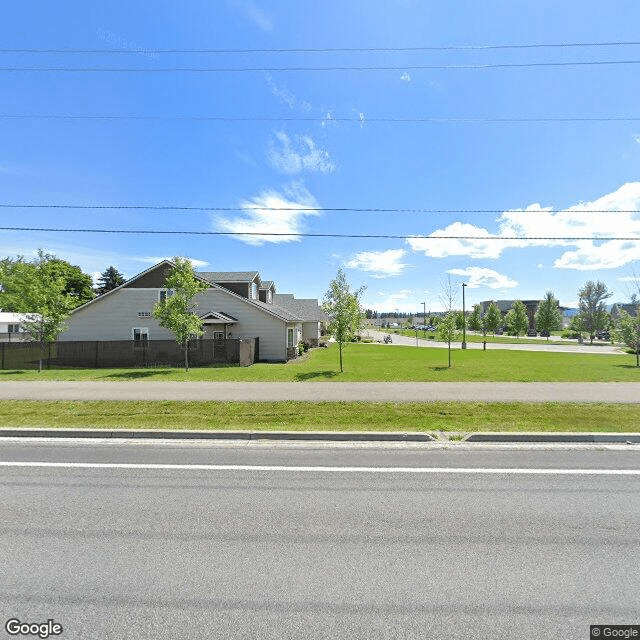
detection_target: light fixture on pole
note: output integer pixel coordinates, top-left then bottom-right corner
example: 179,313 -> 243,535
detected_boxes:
461,283 -> 467,350
422,301 -> 426,327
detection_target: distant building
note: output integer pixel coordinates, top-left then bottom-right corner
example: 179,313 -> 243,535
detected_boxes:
479,299 -> 569,330
0,312 -> 34,342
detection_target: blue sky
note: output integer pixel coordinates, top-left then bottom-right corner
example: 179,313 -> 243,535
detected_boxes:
2,1 -> 640,312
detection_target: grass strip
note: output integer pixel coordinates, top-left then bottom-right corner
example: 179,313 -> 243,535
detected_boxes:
0,400 -> 638,432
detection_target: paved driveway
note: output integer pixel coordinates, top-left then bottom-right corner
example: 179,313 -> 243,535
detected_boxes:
366,330 -> 625,355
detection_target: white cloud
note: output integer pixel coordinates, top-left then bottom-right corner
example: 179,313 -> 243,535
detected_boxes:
634,134 -> 640,144
400,72 -> 412,83
215,182 -> 320,246
227,0 -> 273,31
345,249 -> 408,278
446,267 -> 518,289
134,256 -> 209,269
363,289 -> 418,313
618,276 -> 640,282
537,263 -> 544,269
268,132 -> 335,175
406,182 -> 640,270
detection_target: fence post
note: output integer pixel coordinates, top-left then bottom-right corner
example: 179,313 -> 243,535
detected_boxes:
95,341 -> 99,369
1,341 -> 4,369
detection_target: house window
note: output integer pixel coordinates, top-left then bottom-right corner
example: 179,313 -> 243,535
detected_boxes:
159,289 -> 174,302
214,331 -> 224,340
8,324 -> 20,333
138,311 -> 151,318
287,328 -> 294,348
267,290 -> 272,303
133,328 -> 149,347
251,282 -> 258,300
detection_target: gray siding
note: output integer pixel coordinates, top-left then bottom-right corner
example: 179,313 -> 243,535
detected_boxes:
61,288 -> 289,361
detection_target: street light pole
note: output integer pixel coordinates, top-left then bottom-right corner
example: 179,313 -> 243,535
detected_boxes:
461,283 -> 467,350
422,302 -> 426,327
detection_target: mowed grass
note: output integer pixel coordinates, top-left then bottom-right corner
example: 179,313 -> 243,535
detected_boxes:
0,400 -> 639,432
0,343 -> 637,382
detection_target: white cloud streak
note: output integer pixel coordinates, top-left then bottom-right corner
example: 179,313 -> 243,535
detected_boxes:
407,182 -> 640,270
215,183 -> 320,246
446,267 -> 518,289
345,249 -> 408,278
268,132 -> 335,175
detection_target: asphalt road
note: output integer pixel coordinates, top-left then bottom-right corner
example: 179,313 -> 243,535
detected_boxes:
1,439 -> 639,639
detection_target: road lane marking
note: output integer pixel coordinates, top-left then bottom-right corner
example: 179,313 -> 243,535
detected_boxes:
0,462 -> 639,475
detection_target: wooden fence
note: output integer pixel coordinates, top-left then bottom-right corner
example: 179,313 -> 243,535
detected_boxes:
0,338 -> 258,369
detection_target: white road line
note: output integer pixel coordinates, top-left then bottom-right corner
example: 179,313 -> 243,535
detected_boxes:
0,461 -> 639,475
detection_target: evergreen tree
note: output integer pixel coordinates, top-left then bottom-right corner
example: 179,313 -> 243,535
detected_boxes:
505,300 -> 529,338
535,291 -> 562,340
577,280 -> 612,344
467,304 -> 483,332
96,266 -> 126,295
484,302 -> 502,335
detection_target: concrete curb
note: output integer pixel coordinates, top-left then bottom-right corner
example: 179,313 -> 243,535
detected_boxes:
465,432 -> 640,443
0,428 -> 436,443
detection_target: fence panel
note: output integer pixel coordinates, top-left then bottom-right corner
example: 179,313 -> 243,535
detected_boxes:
1,339 -> 258,369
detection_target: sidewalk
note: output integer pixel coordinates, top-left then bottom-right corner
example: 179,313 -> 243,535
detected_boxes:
1,381 -> 640,402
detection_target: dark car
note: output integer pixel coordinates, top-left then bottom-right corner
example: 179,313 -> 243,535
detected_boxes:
539,329 -> 550,337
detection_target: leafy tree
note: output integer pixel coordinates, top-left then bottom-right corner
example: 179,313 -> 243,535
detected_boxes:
535,291 -> 562,340
484,302 -> 502,336
615,309 -> 640,367
0,254 -> 75,371
0,251 -> 94,309
505,300 -> 529,338
436,312 -> 459,368
152,257 -> 209,371
577,280 -> 613,344
467,304 -> 483,332
322,268 -> 366,373
96,266 -> 126,295
454,310 -> 466,331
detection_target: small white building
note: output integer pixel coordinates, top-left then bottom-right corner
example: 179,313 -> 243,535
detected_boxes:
0,312 -> 33,342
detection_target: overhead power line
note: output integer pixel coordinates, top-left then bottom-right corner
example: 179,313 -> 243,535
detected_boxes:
3,41 -> 640,54
2,60 -> 640,72
1,227 -> 639,241
1,204 -> 639,214
1,114 -> 639,124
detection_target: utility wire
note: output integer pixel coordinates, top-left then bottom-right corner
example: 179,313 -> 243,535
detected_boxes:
1,204 -> 639,214
3,41 -> 640,54
1,114 -> 639,124
1,227 -> 638,241
2,60 -> 640,72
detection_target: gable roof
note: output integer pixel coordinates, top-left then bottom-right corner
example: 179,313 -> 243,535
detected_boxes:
273,294 -> 330,322
69,261 -> 300,323
199,271 -> 260,284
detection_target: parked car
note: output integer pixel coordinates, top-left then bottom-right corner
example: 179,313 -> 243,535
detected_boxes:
527,329 -> 537,337
426,325 -> 436,331
596,330 -> 610,340
383,334 -> 393,344
539,329 -> 550,337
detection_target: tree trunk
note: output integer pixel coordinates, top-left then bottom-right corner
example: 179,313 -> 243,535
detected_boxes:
339,340 -> 343,373
184,340 -> 189,371
448,341 -> 451,368
39,340 -> 44,373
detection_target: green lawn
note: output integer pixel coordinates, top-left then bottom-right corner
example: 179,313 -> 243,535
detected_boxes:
0,400 -> 639,432
0,343 -> 637,382
386,328 -> 610,346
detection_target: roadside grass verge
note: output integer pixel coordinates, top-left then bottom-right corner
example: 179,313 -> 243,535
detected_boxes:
0,344 -> 637,382
0,400 -> 638,432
